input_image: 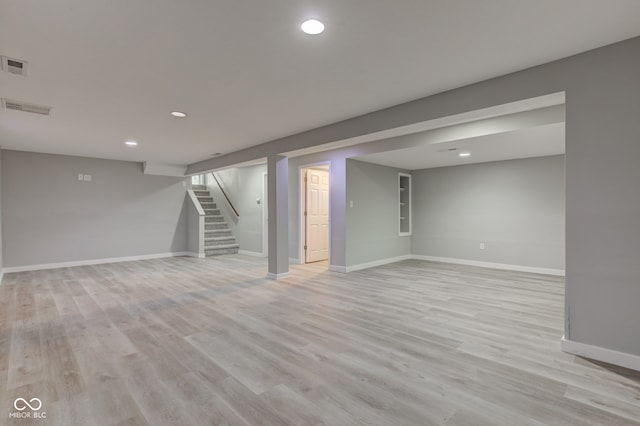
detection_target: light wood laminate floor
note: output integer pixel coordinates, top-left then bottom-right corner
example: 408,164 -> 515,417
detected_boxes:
1,256 -> 639,425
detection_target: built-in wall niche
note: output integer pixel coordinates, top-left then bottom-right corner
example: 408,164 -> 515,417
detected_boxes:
399,173 -> 412,236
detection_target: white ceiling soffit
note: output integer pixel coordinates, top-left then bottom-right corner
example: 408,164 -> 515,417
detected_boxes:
142,162 -> 187,177
282,92 -> 565,158
354,122 -> 565,171
1,1 -> 639,165
287,103 -> 564,164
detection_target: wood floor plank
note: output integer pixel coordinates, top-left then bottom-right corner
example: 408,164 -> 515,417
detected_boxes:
1,255 -> 639,425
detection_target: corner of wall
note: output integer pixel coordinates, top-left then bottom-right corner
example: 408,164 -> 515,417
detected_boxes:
0,147 -> 3,282
561,336 -> 640,372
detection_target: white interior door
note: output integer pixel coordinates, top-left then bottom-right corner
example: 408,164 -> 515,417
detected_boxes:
305,169 -> 329,263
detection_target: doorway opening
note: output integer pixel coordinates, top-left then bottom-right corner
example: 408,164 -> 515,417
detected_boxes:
299,163 -> 330,267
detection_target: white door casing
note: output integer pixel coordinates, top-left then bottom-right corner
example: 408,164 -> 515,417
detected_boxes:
305,169 -> 329,263
262,172 -> 268,257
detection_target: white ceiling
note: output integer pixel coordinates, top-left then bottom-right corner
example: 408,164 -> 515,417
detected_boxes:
1,1 -> 639,166
354,122 -> 565,171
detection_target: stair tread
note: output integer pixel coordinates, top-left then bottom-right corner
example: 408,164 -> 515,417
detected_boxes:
205,236 -> 235,241
205,244 -> 240,250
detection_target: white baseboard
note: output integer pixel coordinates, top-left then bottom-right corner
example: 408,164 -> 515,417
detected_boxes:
332,254 -> 564,276
411,255 -> 565,276
183,252 -> 205,259
3,252 -> 194,273
346,255 -> 413,273
289,258 -> 302,265
238,250 -> 266,258
267,272 -> 290,280
561,336 -> 640,372
329,265 -> 347,273
0,270 -> 4,284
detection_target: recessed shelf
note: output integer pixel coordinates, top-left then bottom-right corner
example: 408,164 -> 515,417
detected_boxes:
399,173 -> 411,236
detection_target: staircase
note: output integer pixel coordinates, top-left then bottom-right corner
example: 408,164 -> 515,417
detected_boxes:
192,185 -> 240,256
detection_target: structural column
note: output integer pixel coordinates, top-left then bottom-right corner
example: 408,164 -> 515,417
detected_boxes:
329,157 -> 347,272
267,154 -> 289,279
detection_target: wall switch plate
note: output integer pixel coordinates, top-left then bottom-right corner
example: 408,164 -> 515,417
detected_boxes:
83,174 -> 92,181
78,174 -> 84,181
349,200 -> 354,208
480,243 -> 485,250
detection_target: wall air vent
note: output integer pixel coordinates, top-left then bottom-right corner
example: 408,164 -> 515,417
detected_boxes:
2,99 -> 52,116
1,56 -> 28,76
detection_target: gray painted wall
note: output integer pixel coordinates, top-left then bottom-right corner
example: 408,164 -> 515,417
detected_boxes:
206,164 -> 267,254
186,192 -> 203,256
346,159 -> 411,266
229,164 -> 267,254
564,41 -> 640,356
0,148 -> 3,276
2,150 -> 188,267
411,156 -> 565,270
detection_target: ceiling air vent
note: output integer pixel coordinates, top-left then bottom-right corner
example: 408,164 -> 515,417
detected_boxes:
1,56 -> 28,76
2,99 -> 52,116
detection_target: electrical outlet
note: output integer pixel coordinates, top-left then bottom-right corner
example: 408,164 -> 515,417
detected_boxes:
78,174 -> 84,181
349,200 -> 354,208
83,174 -> 92,181
479,243 -> 485,250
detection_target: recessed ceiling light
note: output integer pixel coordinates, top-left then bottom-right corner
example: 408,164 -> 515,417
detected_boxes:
171,111 -> 187,118
459,152 -> 471,157
301,19 -> 325,35
125,140 -> 138,147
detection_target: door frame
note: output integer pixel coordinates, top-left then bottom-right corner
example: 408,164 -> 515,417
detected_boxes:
262,172 -> 268,257
298,161 -> 331,265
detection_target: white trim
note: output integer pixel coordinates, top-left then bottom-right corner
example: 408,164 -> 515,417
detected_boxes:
561,337 -> 640,372
184,252 -> 206,259
329,265 -> 347,273
267,272 -> 290,280
346,255 -> 414,273
186,190 -> 206,216
0,270 -> 4,284
2,252 -> 194,273
238,250 -> 266,258
262,172 -> 268,257
411,255 -> 565,276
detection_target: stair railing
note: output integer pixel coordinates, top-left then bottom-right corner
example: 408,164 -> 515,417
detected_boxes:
210,172 -> 239,218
